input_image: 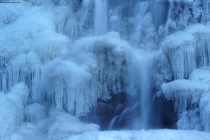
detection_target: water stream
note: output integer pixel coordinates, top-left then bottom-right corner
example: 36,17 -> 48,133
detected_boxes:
94,0 -> 108,35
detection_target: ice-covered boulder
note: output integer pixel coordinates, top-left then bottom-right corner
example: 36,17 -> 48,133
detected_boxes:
162,79 -> 210,112
0,92 -> 17,137
10,123 -> 43,140
10,82 -> 29,106
162,69 -> 210,104
32,30 -> 71,63
0,83 -> 29,138
162,68 -> 210,131
161,23 -> 210,79
161,30 -> 196,79
48,109 -> 99,139
7,83 -> 29,125
40,32 -> 137,116
25,103 -> 46,123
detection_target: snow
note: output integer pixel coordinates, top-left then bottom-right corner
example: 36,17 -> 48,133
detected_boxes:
185,24 -> 210,35
169,0 -> 194,3
48,109 -> 99,140
67,130 -> 210,140
162,31 -> 195,50
162,80 -> 210,101
6,109 -> 99,140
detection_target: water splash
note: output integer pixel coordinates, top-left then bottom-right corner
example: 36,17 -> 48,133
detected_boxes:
108,101 -> 141,130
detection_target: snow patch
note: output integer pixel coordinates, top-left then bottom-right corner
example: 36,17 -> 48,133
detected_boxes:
66,130 -> 210,140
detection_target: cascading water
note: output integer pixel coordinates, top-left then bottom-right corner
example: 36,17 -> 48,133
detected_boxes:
94,0 -> 108,35
139,55 -> 152,129
106,50 -> 157,130
135,1 -> 150,17
0,0 -> 172,132
152,0 -> 170,29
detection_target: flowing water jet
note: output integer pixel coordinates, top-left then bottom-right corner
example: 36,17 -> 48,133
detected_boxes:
94,0 -> 108,35
108,101 -> 141,130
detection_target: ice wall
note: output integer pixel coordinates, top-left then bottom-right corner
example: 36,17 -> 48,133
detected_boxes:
160,23 -> 210,131
167,0 -> 210,34
0,1 -> 77,137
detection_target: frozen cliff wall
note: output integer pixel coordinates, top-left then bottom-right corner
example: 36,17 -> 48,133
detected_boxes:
167,0 -> 210,34
160,23 -> 210,131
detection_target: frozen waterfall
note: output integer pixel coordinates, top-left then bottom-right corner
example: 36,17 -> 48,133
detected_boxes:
2,0 -> 210,139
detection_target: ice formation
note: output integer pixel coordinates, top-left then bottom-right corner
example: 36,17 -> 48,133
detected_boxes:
67,130 -> 210,140
1,0 -> 210,139
39,32 -> 156,120
0,83 -> 29,139
161,22 -> 210,131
